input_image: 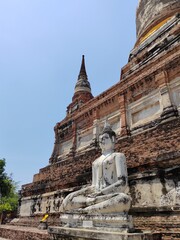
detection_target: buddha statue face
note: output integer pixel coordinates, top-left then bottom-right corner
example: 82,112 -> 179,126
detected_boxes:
99,132 -> 115,153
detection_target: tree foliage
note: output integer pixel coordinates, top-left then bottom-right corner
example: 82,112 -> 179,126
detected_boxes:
0,159 -> 19,213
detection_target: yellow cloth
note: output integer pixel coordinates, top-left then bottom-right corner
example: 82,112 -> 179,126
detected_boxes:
139,17 -> 172,44
41,214 -> 49,222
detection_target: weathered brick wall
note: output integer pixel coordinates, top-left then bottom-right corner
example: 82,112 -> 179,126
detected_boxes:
21,147 -> 100,197
21,117 -> 180,198
133,213 -> 180,235
117,117 -> 180,170
0,225 -> 49,240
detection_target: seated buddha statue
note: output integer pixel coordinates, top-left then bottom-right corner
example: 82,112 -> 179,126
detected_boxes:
59,124 -> 131,214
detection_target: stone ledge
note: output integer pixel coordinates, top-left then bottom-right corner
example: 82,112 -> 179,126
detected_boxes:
59,213 -> 133,232
48,226 -> 161,240
0,225 -> 49,240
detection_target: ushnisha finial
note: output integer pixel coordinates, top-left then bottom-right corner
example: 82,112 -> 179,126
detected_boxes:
101,120 -> 116,139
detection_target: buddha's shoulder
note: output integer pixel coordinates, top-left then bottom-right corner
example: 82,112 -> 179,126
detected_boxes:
92,156 -> 102,165
112,152 -> 125,159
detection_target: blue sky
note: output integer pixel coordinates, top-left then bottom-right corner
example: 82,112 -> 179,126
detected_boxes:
0,1 -> 137,187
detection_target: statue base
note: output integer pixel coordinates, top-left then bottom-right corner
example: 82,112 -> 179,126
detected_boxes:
59,213 -> 133,232
48,226 -> 161,240
48,213 -> 161,239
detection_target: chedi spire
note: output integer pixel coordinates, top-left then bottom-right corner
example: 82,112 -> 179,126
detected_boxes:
74,55 -> 92,94
70,55 -> 93,111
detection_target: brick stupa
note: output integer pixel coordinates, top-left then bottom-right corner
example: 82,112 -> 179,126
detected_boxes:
1,0 -> 180,239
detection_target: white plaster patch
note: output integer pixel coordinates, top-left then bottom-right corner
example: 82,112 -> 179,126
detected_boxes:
20,191 -> 64,217
169,77 -> 180,112
160,181 -> 180,206
20,198 -> 33,217
58,140 -> 73,157
77,128 -> 93,150
131,178 -> 180,209
128,90 -> 162,128
132,102 -> 160,124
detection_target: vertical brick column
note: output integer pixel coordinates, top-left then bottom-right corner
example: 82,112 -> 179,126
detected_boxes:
118,94 -> 128,136
156,71 -> 178,120
157,71 -> 171,107
49,124 -> 59,163
70,121 -> 77,155
93,120 -> 99,140
92,108 -> 99,145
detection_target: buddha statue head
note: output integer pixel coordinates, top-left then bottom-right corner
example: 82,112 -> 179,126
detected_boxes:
99,122 -> 116,154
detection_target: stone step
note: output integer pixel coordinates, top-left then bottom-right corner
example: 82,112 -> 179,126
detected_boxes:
0,225 -> 49,240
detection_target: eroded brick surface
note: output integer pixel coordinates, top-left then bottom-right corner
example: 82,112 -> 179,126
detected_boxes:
0,225 -> 49,240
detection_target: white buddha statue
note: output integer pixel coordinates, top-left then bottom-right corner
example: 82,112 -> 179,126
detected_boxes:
60,124 -> 131,214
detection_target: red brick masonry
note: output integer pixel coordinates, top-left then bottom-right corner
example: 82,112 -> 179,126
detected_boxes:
0,225 -> 49,240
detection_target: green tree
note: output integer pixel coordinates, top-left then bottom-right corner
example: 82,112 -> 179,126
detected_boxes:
0,159 -> 19,213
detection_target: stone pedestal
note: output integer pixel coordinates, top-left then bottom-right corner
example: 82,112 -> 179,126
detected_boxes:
48,213 -> 161,239
59,213 -> 133,233
48,226 -> 161,240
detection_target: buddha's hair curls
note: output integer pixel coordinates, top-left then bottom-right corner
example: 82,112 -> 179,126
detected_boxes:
101,125 -> 116,139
